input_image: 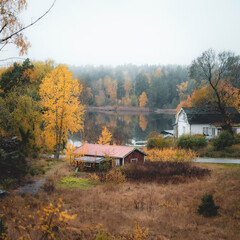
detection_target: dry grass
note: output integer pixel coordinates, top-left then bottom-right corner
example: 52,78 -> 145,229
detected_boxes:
0,163 -> 240,239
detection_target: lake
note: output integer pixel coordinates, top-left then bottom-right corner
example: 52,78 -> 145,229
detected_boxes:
69,111 -> 175,146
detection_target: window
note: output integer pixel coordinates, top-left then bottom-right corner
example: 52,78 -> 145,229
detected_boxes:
233,128 -> 237,134
183,113 -> 187,122
86,163 -> 92,168
217,128 -> 222,135
115,159 -> 120,166
212,128 -> 215,137
203,127 -> 209,135
131,158 -> 138,163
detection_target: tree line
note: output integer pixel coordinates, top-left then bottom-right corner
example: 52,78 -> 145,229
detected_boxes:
70,64 -> 189,109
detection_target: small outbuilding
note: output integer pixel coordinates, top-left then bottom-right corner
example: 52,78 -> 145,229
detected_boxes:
73,143 -> 147,168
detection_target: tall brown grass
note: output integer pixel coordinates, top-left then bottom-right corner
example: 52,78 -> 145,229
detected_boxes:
0,163 -> 239,239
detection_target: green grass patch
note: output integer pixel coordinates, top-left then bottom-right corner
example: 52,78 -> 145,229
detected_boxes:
58,176 -> 97,189
69,171 -> 88,176
217,164 -> 240,169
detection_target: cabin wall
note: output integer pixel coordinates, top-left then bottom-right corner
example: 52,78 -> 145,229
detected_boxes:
124,150 -> 145,165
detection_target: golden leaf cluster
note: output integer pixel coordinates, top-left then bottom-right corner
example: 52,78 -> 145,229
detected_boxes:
98,126 -> 112,145
145,147 -> 197,162
139,92 -> 148,107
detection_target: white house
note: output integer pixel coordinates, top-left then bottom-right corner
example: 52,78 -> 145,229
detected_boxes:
174,107 -> 240,139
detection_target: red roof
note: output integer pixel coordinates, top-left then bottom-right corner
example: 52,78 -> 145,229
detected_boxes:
73,143 -> 146,159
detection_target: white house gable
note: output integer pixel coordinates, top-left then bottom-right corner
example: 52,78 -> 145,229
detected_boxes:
175,108 -> 190,137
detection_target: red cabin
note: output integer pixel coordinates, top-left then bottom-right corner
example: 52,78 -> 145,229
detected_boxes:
73,143 -> 147,167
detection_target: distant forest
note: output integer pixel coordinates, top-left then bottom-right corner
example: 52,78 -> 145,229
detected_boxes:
70,64 -> 195,109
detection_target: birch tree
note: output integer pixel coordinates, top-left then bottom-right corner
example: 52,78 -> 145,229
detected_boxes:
40,66 -> 85,159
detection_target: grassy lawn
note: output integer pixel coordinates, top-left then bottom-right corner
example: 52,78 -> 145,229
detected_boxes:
217,163 -> 240,169
58,176 -> 97,189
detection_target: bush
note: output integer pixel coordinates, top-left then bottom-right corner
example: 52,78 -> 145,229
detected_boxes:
29,167 -> 45,176
43,178 -> 55,193
0,150 -> 27,181
0,217 -> 7,240
0,178 -> 15,189
234,133 -> 240,144
176,135 -> 207,150
198,193 -> 219,217
213,131 -> 234,150
145,147 -> 197,162
122,161 -> 210,184
147,136 -> 172,150
104,169 -> 126,184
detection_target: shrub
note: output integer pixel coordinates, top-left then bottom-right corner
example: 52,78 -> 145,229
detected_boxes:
0,150 -> 27,181
145,147 -> 197,162
122,161 -> 210,184
29,167 -> 45,176
213,131 -> 234,150
43,178 -> 55,193
234,133 -> 240,144
197,193 -> 219,217
0,218 -> 7,240
104,169 -> 126,184
0,177 -> 15,189
176,135 -> 207,150
147,136 -> 172,150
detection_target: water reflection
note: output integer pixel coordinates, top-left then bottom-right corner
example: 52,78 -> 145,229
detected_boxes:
70,111 -> 175,145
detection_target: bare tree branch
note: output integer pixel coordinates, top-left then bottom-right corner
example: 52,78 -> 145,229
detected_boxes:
0,57 -> 26,62
0,23 -> 7,34
0,0 -> 56,44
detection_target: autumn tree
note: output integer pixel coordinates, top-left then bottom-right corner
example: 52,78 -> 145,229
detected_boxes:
65,142 -> 75,164
190,49 -> 240,132
139,92 -> 148,107
0,0 -> 56,57
177,81 -> 188,101
0,59 -> 44,149
40,66 -> 85,159
98,126 -> 112,145
0,58 -> 34,94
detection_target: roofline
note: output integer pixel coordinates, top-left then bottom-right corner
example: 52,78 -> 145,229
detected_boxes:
73,145 -> 147,158
122,148 -> 148,158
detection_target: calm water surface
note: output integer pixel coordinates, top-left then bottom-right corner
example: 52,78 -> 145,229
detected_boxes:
69,111 -> 175,146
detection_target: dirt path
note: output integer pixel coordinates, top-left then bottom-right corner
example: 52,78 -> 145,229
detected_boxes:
18,162 -> 65,195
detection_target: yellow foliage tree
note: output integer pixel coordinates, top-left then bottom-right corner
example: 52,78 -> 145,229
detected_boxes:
176,81 -> 188,101
98,126 -> 112,145
40,66 -> 85,159
65,142 -> 75,164
139,92 -> 148,107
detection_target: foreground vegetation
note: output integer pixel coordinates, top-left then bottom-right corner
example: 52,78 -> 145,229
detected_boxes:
0,161 -> 240,239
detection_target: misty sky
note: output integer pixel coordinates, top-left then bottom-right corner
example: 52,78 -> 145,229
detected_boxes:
3,0 -> 240,66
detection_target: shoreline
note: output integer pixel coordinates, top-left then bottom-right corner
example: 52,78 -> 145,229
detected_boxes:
86,106 -> 176,114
